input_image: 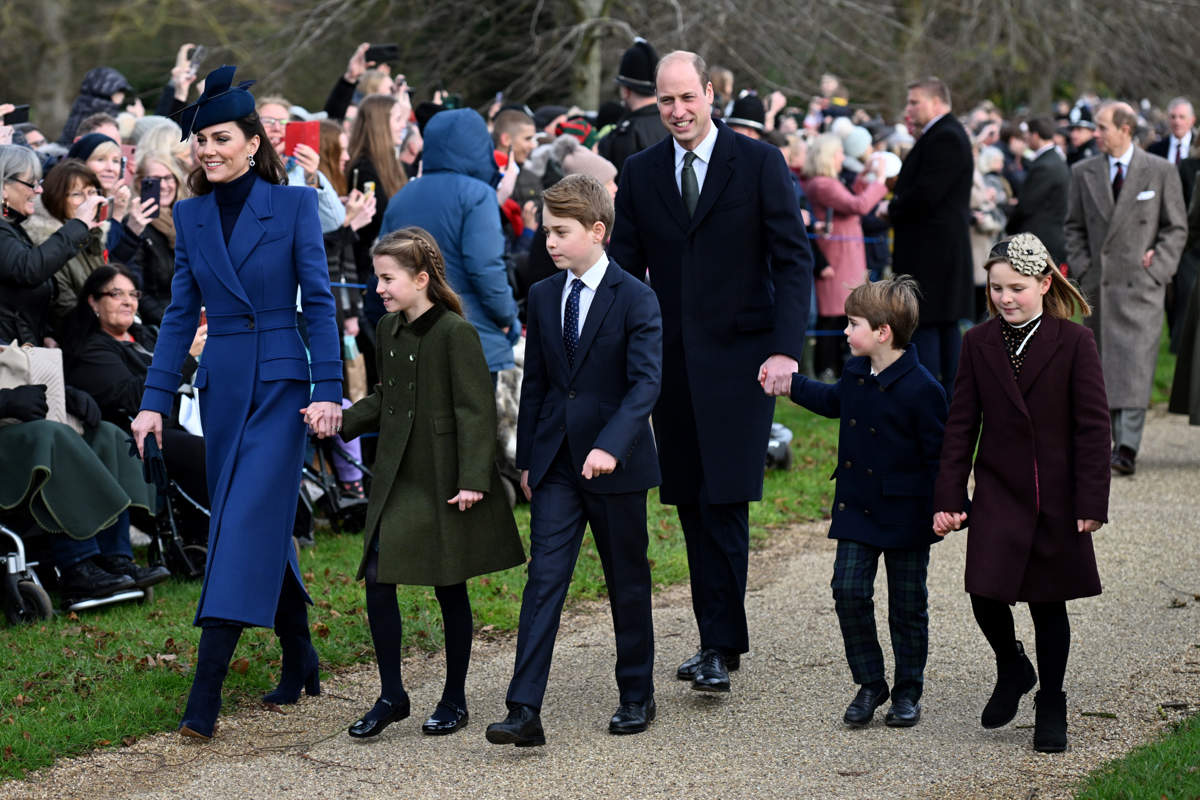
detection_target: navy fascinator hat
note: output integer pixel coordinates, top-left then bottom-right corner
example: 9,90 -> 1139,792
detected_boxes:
174,65 -> 257,141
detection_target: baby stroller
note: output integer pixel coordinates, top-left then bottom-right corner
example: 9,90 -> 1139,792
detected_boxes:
300,434 -> 371,537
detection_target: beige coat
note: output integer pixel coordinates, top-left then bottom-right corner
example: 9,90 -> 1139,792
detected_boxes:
1064,148 -> 1187,408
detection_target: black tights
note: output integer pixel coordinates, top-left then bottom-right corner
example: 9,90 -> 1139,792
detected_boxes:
364,543 -> 472,709
970,594 -> 1070,693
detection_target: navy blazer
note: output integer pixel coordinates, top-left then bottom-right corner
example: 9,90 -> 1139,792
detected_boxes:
609,120 -> 813,504
790,346 -> 948,549
517,260 -> 663,494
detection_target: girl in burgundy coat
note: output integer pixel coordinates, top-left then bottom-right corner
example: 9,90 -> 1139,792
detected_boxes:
933,233 -> 1111,754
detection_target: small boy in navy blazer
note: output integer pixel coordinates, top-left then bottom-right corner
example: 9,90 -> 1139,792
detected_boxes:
765,275 -> 947,729
486,174 -> 663,747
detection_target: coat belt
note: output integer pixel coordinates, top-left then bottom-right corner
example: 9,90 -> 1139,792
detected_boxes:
206,306 -> 298,336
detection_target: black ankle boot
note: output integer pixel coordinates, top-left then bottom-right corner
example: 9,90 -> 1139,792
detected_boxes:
1033,689 -> 1068,752
263,577 -> 321,704
981,640 -> 1038,728
180,625 -> 242,739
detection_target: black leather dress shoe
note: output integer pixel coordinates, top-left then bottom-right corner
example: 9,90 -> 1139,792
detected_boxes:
1111,446 -> 1136,476
485,704 -> 545,747
94,554 -> 171,589
422,701 -> 469,735
676,648 -> 740,681
348,695 -> 410,738
885,696 -> 922,727
843,685 -> 890,727
609,696 -> 656,735
691,649 -> 731,693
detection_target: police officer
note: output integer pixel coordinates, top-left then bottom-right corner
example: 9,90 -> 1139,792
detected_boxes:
725,92 -> 766,140
598,38 -> 669,175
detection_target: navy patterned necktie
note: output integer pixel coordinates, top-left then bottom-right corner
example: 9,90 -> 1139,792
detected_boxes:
563,278 -> 584,367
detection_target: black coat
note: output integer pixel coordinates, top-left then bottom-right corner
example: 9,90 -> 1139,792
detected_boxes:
131,225 -> 176,328
58,67 -> 132,144
1006,148 -> 1071,265
609,120 -> 813,504
0,216 -> 89,344
598,103 -> 670,175
889,114 -> 975,323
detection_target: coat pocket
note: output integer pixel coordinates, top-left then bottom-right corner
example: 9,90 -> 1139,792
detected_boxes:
259,357 -> 310,382
434,416 -> 457,434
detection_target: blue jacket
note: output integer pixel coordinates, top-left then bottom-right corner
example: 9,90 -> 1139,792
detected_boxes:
380,108 -> 520,372
789,345 -> 947,549
517,260 -> 662,494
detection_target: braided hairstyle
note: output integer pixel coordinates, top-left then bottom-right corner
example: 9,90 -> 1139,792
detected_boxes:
372,227 -> 465,317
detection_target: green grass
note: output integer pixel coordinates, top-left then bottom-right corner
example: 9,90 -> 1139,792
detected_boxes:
1075,709 -> 1200,799
0,400 -> 838,779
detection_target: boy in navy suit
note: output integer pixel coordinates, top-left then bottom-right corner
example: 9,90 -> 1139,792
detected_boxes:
764,276 -> 947,729
486,174 -> 663,746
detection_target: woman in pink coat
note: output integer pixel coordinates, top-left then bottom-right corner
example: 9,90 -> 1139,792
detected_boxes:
803,134 -> 889,378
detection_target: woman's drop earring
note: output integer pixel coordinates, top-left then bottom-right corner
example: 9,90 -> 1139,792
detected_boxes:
248,154 -> 256,167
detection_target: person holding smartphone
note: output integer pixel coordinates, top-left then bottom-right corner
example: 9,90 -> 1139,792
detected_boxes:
129,151 -> 189,327
256,95 -> 345,235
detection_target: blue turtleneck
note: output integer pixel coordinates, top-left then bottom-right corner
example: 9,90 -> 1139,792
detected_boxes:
212,167 -> 258,245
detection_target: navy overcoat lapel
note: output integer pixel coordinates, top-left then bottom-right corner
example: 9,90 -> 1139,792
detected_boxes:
192,194 -> 252,307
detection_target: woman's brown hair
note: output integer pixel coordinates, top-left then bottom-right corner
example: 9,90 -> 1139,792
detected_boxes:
185,111 -> 287,196
318,120 -> 347,196
372,227 -> 464,317
347,94 -> 406,197
983,237 -> 1092,319
42,158 -> 102,223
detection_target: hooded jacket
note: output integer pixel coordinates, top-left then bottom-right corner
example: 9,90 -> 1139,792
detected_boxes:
59,67 -> 134,144
380,108 -> 519,372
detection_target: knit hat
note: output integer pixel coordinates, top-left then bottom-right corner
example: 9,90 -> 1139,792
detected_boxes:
725,92 -> 765,131
533,105 -> 569,132
67,133 -> 119,161
552,135 -> 617,186
175,65 -> 256,141
556,116 -> 593,145
843,126 -> 872,160
615,37 -> 659,96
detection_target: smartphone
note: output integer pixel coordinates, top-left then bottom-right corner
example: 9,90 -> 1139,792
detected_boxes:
351,167 -> 359,191
283,120 -> 320,157
140,177 -> 162,219
96,197 -> 114,223
363,180 -> 376,197
187,44 -> 208,69
199,307 -> 207,326
363,43 -> 400,64
494,91 -> 503,105
3,104 -> 29,125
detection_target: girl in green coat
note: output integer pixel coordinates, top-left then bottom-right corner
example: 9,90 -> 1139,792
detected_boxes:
340,227 -> 524,739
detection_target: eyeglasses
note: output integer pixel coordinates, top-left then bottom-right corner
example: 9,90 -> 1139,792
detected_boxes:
98,289 -> 142,301
261,117 -> 289,128
67,189 -> 99,201
8,176 -> 42,190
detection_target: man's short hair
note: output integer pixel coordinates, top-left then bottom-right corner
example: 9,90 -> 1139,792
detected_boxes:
1167,97 -> 1194,116
1027,116 -> 1056,142
541,173 -> 614,236
844,274 -> 921,349
492,109 -> 534,148
906,77 -> 951,110
655,51 -> 710,92
1099,101 -> 1137,134
76,112 -> 119,138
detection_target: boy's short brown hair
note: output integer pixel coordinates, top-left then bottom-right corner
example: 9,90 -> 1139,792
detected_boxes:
844,274 -> 921,349
541,173 -> 615,236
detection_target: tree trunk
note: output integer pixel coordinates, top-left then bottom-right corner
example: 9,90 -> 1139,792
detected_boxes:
32,0 -> 74,140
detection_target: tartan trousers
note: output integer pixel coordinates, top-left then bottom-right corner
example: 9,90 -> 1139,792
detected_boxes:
831,539 -> 930,700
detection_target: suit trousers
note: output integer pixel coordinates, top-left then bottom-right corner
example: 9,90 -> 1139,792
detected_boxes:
911,322 -> 963,395
676,493 -> 751,657
830,539 -> 930,701
1110,407 -> 1146,452
506,444 -> 655,710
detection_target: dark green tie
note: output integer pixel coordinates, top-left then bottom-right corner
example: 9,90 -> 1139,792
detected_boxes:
681,151 -> 699,218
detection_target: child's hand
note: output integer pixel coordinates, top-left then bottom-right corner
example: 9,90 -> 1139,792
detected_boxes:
1077,519 -> 1103,533
932,511 -> 967,536
448,489 -> 483,511
581,449 -> 617,479
520,469 -> 532,501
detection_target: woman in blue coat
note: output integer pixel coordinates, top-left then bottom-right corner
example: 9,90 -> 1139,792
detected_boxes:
131,67 -> 344,739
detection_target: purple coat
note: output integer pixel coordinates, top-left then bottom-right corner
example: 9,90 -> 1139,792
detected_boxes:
933,316 -> 1111,603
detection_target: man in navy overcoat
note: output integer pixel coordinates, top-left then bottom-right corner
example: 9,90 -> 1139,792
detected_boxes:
608,50 -> 812,693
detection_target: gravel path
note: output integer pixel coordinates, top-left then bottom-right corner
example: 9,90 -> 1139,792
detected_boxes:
4,409 -> 1199,800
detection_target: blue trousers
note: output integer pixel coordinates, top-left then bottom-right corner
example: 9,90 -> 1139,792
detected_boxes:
911,322 -> 962,395
48,510 -> 133,568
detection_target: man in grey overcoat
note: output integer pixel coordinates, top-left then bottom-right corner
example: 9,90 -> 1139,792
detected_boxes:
1065,100 -> 1188,475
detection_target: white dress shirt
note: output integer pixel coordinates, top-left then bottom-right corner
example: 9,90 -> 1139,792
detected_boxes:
1108,144 -> 1134,183
1168,132 -> 1192,162
560,253 -> 609,339
673,121 -> 719,195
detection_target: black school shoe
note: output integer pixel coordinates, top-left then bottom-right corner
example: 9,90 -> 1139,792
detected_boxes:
422,701 -> 469,735
844,684 -> 889,727
676,648 -> 741,681
58,557 -> 135,599
884,695 -> 921,727
94,554 -> 171,589
485,704 -> 545,747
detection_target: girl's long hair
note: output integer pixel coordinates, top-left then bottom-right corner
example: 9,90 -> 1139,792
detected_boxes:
372,227 -> 464,317
346,94 -> 406,197
318,120 -> 347,196
186,111 -> 287,196
983,253 -> 1092,319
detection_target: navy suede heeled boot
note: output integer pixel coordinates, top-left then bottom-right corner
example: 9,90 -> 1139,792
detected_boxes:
262,573 -> 320,705
179,624 -> 242,739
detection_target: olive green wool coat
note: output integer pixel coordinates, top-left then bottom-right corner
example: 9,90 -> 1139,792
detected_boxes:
341,304 -> 524,586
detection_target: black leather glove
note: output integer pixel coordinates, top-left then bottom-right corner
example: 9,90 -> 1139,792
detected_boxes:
0,385 -> 49,421
64,386 -> 102,429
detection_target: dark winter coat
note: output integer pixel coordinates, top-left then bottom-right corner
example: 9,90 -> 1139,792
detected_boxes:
0,215 -> 89,344
58,67 -> 133,144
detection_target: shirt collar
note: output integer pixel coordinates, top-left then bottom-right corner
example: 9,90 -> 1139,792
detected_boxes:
1033,142 -> 1057,159
1110,144 -> 1134,168
674,120 -> 719,168
1172,131 -> 1192,148
921,113 -> 946,135
571,252 -> 609,292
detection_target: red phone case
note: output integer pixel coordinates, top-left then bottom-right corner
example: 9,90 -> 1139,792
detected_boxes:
284,121 -> 320,157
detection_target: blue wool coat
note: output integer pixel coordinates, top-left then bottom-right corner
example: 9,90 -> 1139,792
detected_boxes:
140,177 -> 342,627
789,345 -> 948,549
380,109 -> 520,372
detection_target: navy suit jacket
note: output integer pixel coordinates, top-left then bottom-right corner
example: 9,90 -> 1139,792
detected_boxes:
608,120 -> 812,504
516,260 -> 663,494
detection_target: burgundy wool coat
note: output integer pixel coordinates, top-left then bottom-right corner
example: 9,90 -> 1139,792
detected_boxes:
933,315 -> 1112,603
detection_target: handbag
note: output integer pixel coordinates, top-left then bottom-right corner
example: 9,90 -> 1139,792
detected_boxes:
0,340 -> 84,433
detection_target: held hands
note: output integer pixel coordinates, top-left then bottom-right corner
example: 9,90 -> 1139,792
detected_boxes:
447,489 -> 483,511
758,354 -> 798,397
581,448 -> 617,479
299,401 -> 343,438
1077,519 -> 1103,533
131,409 -> 163,459
932,511 -> 968,536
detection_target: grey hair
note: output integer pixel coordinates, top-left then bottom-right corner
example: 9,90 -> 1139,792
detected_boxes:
977,145 -> 1005,173
0,144 -> 42,187
1167,97 -> 1195,117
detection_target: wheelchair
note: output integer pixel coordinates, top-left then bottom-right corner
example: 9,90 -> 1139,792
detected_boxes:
0,521 -> 53,624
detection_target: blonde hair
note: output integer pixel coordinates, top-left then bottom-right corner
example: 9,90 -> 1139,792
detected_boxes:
358,70 -> 390,96
372,228 -> 464,317
134,151 -> 188,204
805,133 -> 843,178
